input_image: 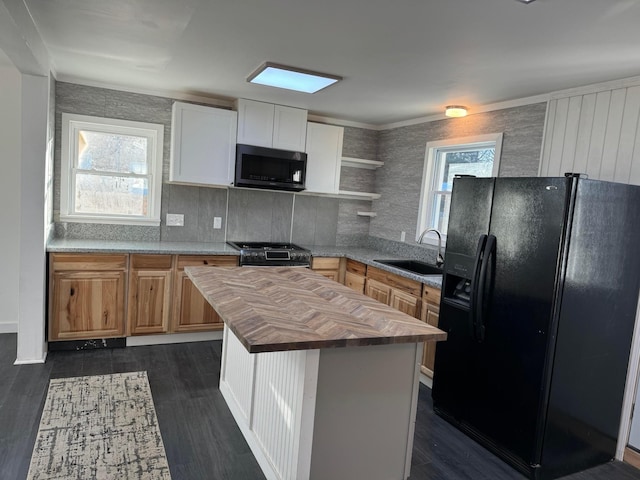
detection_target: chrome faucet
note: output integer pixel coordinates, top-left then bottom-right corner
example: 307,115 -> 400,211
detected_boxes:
417,228 -> 444,267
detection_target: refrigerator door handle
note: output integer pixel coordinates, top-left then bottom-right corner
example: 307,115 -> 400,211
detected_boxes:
470,234 -> 488,338
475,234 -> 497,342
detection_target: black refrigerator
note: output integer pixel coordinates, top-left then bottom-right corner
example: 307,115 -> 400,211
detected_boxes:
432,175 -> 640,480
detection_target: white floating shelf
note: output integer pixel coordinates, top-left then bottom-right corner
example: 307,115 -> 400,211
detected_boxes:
341,157 -> 384,169
357,211 -> 377,217
338,190 -> 381,200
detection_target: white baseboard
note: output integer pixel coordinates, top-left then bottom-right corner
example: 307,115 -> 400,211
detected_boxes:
14,352 -> 47,365
126,331 -> 223,347
0,322 -> 18,334
419,372 -> 433,389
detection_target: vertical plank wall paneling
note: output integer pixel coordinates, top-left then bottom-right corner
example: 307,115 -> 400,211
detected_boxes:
252,349 -> 309,480
618,86 -> 640,183
221,326 -> 255,421
541,83 -> 640,185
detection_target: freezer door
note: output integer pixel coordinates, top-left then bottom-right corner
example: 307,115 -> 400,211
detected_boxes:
434,177 -> 569,472
444,177 -> 495,274
433,177 -> 495,421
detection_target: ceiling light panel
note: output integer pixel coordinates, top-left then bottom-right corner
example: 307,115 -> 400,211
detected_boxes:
445,105 -> 468,117
248,63 -> 341,94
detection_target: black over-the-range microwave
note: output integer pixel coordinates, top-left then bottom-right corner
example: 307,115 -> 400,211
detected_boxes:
234,144 -> 307,192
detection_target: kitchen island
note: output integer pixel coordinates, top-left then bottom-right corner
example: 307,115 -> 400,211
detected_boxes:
186,266 -> 446,480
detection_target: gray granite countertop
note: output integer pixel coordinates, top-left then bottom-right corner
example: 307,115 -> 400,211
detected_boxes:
46,238 -> 442,288
47,238 -> 239,255
307,246 -> 442,288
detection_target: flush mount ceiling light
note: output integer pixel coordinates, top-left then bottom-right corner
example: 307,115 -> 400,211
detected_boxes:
247,62 -> 342,94
445,105 -> 468,118
516,0 -> 536,3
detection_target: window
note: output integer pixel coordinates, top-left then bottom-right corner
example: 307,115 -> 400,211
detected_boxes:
417,133 -> 503,241
60,113 -> 164,225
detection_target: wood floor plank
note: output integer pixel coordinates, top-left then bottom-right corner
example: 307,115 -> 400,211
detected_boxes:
1,334 -> 639,480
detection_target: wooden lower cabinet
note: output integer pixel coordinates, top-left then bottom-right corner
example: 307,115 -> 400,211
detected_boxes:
344,259 -> 366,294
127,255 -> 173,335
49,252 -> 239,341
311,257 -> 343,282
390,288 -> 421,317
345,271 -> 366,293
364,277 -> 392,304
420,284 -> 442,378
49,254 -> 127,341
365,267 -> 422,318
172,255 -> 238,333
364,264 -> 442,378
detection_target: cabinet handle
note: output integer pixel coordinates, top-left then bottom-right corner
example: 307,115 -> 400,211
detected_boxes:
70,288 -> 75,296
203,260 -> 209,265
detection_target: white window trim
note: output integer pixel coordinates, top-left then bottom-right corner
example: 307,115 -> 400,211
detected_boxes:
416,133 -> 503,244
60,113 -> 164,226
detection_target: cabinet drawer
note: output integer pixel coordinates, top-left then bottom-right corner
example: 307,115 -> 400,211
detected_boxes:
366,266 -> 422,297
312,257 -> 341,269
176,255 -> 238,269
346,259 -> 366,276
51,253 -> 127,271
130,254 -> 173,270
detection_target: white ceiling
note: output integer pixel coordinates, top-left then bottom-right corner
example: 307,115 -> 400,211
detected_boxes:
22,0 -> 640,125
0,48 -> 12,67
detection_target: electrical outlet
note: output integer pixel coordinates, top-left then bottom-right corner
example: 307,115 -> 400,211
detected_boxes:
166,213 -> 184,226
213,217 -> 222,229
400,231 -> 406,242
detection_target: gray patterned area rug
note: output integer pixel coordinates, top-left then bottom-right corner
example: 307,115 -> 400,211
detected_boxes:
27,371 -> 171,479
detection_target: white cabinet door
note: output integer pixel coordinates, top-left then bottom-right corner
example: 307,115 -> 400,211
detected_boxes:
236,98 -> 307,151
273,105 -> 307,151
170,102 -> 237,185
236,99 -> 274,148
304,122 -> 344,194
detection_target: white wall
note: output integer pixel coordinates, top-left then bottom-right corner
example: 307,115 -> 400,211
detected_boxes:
0,65 -> 21,333
15,73 -> 49,364
540,76 -> 640,182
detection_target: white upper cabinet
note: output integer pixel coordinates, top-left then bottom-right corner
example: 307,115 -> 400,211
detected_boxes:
170,102 -> 237,186
236,98 -> 307,151
272,105 -> 308,151
305,122 -> 344,194
236,99 -> 274,148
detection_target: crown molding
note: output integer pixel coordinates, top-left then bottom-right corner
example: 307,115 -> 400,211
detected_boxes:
55,74 -> 235,108
378,92 -> 551,130
306,114 -> 378,130
549,74 -> 640,100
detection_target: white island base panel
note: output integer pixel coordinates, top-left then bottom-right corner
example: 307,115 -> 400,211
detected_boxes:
219,325 -> 423,480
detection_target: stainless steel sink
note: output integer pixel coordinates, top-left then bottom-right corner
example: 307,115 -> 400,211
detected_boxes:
374,259 -> 443,276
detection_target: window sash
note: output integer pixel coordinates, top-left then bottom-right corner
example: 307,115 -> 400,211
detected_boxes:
417,133 -> 503,243
60,113 -> 164,226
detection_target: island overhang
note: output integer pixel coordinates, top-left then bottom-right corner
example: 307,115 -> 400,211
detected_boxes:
185,265 -> 447,353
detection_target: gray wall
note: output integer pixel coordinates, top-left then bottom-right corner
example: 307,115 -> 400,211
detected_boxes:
370,103 -> 548,242
52,82 -> 547,246
53,82 -> 377,245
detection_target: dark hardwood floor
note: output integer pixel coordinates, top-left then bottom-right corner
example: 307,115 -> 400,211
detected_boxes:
1,333 -> 639,480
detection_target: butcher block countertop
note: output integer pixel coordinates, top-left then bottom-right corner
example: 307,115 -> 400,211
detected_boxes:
185,265 -> 447,353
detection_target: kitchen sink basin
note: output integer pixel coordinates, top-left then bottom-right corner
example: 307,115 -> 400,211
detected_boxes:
374,259 -> 443,276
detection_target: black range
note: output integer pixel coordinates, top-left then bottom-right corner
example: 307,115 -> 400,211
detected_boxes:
226,241 -> 312,267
